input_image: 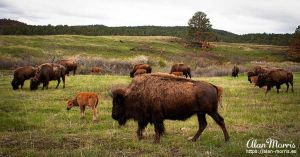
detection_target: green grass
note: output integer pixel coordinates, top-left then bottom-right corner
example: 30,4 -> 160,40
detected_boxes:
0,74 -> 299,156
0,35 -> 290,64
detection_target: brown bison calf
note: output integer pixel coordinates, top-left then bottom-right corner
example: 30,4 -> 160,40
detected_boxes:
134,69 -> 147,77
67,92 -> 99,122
256,69 -> 294,94
130,64 -> 152,78
11,66 -> 36,90
110,73 -> 229,143
171,71 -> 184,77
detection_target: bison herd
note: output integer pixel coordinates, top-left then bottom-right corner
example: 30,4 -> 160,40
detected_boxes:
10,61 -> 295,143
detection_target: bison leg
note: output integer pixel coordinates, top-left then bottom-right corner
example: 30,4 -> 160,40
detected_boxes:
92,107 -> 97,122
153,122 -> 165,143
290,82 -> 294,92
209,112 -> 230,142
55,79 -> 61,89
286,82 -> 289,92
137,121 -> 148,140
276,85 -> 280,93
62,76 -> 65,88
265,86 -> 271,95
80,106 -> 85,119
20,81 -> 24,89
73,68 -> 76,76
191,113 -> 207,142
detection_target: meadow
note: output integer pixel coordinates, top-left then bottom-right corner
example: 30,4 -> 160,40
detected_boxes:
0,73 -> 299,156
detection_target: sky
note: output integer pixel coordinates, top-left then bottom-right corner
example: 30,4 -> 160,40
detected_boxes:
0,0 -> 299,34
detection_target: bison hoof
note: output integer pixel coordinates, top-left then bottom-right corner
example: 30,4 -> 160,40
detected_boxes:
188,137 -> 197,142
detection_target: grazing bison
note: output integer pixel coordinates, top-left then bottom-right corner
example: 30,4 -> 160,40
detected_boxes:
247,66 -> 273,83
170,63 -> 191,78
11,66 -> 36,90
67,92 -> 99,122
171,71 -> 184,77
247,71 -> 256,83
57,59 -> 77,76
130,64 -> 152,78
30,63 -> 66,90
231,65 -> 239,77
256,69 -> 294,94
91,67 -> 103,74
134,69 -> 147,77
110,73 -> 229,143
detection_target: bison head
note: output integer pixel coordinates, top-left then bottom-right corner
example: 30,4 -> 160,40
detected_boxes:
30,77 -> 39,90
110,88 -> 127,125
247,71 -> 255,83
129,71 -> 134,78
66,100 -> 74,110
256,73 -> 268,88
11,79 -> 19,90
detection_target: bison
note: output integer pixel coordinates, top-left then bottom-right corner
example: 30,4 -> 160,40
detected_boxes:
67,92 -> 99,122
134,69 -> 147,77
232,65 -> 239,77
11,66 -> 36,90
57,59 -> 77,76
256,69 -> 294,94
130,64 -> 152,78
30,63 -> 66,90
247,66 -> 272,83
90,67 -> 103,74
170,63 -> 191,78
110,73 -> 229,143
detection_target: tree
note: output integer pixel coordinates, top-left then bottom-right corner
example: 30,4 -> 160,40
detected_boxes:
187,11 -> 212,43
288,25 -> 300,61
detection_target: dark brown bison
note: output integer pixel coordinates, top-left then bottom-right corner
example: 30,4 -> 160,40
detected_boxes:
90,67 -> 103,74
247,66 -> 273,83
57,59 -> 77,76
11,66 -> 36,90
30,63 -> 66,90
170,63 -> 191,78
130,64 -> 152,78
134,69 -> 147,77
231,65 -> 239,77
110,73 -> 229,143
256,69 -> 294,94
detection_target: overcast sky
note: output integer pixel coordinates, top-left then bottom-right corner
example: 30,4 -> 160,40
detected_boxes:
0,0 -> 299,34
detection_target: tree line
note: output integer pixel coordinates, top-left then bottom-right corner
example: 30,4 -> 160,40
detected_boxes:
0,18 -> 293,46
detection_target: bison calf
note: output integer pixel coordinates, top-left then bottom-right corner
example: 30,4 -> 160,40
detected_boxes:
232,65 -> 239,77
110,73 -> 229,143
67,92 -> 99,122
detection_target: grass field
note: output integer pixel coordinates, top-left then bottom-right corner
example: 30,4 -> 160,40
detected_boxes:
0,73 -> 299,156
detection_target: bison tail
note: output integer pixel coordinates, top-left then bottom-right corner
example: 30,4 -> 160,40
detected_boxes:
215,85 -> 224,107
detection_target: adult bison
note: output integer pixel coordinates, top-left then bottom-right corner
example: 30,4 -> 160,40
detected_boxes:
110,73 -> 229,143
57,59 -> 77,76
170,63 -> 191,78
256,69 -> 294,94
247,66 -> 272,83
129,64 -> 152,78
11,66 -> 36,90
231,65 -> 239,77
30,63 -> 66,90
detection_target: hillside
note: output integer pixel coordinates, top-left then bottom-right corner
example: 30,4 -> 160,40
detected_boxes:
0,19 -> 293,46
1,35 -> 299,76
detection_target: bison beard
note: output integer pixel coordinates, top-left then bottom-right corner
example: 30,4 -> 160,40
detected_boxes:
110,73 -> 229,143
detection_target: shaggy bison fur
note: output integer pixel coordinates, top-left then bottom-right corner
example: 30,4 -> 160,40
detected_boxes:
256,69 -> 294,94
231,65 -> 239,77
57,59 -> 77,76
170,63 -> 191,78
110,73 -> 229,143
130,64 -> 152,78
30,63 -> 66,90
134,69 -> 147,77
11,66 -> 36,90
